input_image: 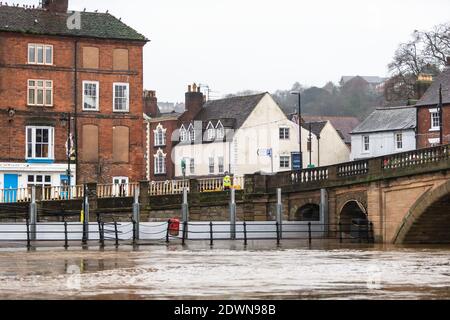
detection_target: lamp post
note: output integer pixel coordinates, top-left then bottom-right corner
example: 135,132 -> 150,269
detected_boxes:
60,113 -> 72,192
291,91 -> 302,170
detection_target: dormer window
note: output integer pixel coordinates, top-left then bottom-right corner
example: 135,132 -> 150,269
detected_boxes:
188,124 -> 195,141
206,122 -> 215,141
180,125 -> 187,142
216,120 -> 225,140
154,123 -> 166,146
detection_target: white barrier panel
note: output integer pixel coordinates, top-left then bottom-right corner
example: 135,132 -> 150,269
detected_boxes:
0,221 -> 325,241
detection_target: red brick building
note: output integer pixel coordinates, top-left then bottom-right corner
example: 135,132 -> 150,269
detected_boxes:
0,0 -> 148,192
144,85 -> 204,181
416,60 -> 450,148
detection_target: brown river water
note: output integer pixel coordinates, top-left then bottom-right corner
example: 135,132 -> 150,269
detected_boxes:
0,241 -> 449,300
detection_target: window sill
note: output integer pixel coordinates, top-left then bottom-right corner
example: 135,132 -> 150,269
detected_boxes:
26,159 -> 55,164
113,110 -> 130,113
82,109 -> 100,112
154,173 -> 167,176
429,128 -> 440,132
154,145 -> 167,148
27,105 -> 53,108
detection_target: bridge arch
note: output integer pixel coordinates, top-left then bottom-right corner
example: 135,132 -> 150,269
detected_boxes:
394,180 -> 450,244
338,200 -> 370,236
295,204 -> 320,221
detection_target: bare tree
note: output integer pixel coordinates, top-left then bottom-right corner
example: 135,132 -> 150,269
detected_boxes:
385,22 -> 450,102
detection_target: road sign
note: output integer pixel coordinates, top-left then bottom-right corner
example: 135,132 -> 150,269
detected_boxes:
257,148 -> 272,157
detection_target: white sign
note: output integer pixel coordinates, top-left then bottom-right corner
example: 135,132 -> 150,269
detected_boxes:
257,148 -> 273,157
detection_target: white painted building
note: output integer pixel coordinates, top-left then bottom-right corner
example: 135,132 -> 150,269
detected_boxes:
350,106 -> 417,160
172,93 -> 350,177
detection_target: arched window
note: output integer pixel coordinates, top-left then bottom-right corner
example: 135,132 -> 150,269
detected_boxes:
180,125 -> 187,142
154,123 -> 166,146
206,122 -> 215,141
295,204 -> 320,221
216,120 -> 225,140
154,149 -> 166,174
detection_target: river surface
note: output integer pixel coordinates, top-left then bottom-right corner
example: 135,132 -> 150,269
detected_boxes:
0,241 -> 449,300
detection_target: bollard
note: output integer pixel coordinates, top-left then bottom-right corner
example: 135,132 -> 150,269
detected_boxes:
114,221 -> 119,247
209,221 -> 213,246
243,222 -> 248,246
308,222 -> 312,245
64,220 -> 68,249
132,219 -> 137,245
230,188 -> 236,240
26,218 -> 31,249
100,222 -> 105,248
276,222 -> 280,245
182,188 -> 189,239
29,186 -> 37,241
166,219 -> 171,243
276,188 -> 283,240
133,186 -> 140,240
82,186 -> 90,245
339,222 -> 343,243
182,221 -> 187,246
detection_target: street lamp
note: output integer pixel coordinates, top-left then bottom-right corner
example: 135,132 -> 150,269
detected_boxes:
291,91 -> 303,170
60,113 -> 73,193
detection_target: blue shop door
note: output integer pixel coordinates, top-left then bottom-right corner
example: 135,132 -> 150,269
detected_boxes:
60,175 -> 69,199
4,174 -> 18,203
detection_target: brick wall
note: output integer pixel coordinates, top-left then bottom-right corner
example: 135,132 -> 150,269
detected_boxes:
0,32 -> 146,183
417,104 -> 450,148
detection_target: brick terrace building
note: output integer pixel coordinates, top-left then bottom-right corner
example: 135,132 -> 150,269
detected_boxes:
415,60 -> 450,148
144,85 -> 204,181
0,0 -> 148,193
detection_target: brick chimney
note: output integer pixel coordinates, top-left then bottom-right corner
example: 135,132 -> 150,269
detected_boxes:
43,0 -> 69,13
415,73 -> 433,100
143,90 -> 158,117
181,83 -> 204,121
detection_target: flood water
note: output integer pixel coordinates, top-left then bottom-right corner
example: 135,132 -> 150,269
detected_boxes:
0,241 -> 449,300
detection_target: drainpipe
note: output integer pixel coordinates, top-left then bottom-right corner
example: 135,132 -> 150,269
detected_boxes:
73,40 -> 79,185
317,134 -> 321,167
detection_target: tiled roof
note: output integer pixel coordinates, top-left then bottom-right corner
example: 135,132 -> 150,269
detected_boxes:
0,5 -> 147,41
194,93 -> 267,129
416,67 -> 450,107
302,115 -> 360,144
302,121 -> 327,137
351,106 -> 416,134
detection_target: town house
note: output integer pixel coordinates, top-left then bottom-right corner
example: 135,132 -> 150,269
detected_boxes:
0,0 -> 148,194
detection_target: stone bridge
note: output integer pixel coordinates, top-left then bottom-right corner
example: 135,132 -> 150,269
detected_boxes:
1,145 -> 449,244
256,144 -> 450,244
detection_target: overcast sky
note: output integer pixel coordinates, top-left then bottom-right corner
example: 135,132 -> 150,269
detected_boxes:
20,0 -> 450,101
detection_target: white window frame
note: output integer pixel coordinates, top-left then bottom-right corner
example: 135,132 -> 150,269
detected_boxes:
27,79 -> 53,107
206,122 -> 215,141
154,123 -> 167,147
209,157 -> 215,174
218,156 -> 224,174
28,44 -> 53,65
188,124 -> 195,141
395,132 -> 403,150
362,135 -> 370,153
113,82 -> 130,112
280,156 -> 290,169
190,158 -> 195,175
154,149 -> 167,175
82,81 -> 99,111
429,109 -> 441,131
180,125 -> 187,142
216,120 -> 225,140
25,126 -> 54,160
27,174 -> 52,188
279,127 -> 290,140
